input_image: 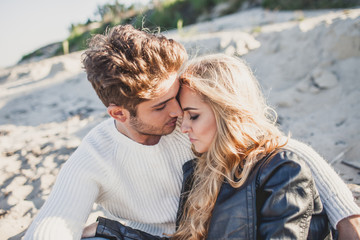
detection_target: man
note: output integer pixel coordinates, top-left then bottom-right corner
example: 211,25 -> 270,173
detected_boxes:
25,25 -> 360,240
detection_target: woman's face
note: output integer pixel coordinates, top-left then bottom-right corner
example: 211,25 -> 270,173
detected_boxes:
179,85 -> 217,153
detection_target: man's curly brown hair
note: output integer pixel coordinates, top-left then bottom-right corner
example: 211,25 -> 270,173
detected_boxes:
82,24 -> 187,115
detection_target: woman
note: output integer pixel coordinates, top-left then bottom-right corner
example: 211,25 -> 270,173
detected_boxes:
84,54 -> 334,239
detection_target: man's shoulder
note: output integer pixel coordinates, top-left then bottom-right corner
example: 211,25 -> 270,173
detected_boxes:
66,118 -> 117,164
84,118 -> 114,139
76,118 -> 118,152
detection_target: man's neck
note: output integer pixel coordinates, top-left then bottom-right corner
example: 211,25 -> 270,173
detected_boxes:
114,120 -> 161,146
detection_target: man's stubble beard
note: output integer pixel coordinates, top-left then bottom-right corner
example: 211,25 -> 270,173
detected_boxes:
129,115 -> 176,137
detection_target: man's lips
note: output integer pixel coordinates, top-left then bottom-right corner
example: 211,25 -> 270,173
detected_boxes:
167,118 -> 178,125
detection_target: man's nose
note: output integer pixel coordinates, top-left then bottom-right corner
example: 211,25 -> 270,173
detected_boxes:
169,100 -> 183,118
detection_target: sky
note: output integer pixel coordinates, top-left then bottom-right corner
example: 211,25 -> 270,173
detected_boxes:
0,0 -> 149,68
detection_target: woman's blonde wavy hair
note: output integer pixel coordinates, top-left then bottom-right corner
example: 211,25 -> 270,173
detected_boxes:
173,53 -> 287,240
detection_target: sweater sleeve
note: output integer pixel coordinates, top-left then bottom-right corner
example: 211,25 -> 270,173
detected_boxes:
23,147 -> 101,240
286,139 -> 360,228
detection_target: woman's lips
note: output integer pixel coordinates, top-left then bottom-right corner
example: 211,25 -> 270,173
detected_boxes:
189,137 -> 196,143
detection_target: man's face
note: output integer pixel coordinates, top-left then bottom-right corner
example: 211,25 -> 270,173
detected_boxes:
128,73 -> 182,137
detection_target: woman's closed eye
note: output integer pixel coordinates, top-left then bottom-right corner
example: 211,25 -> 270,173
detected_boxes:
190,114 -> 199,120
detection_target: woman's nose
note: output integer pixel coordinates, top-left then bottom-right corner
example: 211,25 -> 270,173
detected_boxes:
181,121 -> 190,133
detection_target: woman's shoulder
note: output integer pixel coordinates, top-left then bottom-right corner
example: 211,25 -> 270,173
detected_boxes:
283,138 -> 325,162
256,148 -> 313,187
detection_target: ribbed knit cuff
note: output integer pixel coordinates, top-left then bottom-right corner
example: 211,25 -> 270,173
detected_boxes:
323,194 -> 360,228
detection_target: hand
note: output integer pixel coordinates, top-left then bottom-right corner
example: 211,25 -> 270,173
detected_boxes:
82,222 -> 99,238
337,215 -> 360,240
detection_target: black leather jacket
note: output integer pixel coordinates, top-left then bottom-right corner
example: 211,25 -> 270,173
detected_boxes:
95,150 -> 334,239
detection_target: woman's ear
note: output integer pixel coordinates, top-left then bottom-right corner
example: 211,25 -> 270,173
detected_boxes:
107,104 -> 129,122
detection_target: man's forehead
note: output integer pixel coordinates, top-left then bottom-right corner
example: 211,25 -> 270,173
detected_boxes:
158,72 -> 178,93
141,73 -> 180,108
154,73 -> 179,99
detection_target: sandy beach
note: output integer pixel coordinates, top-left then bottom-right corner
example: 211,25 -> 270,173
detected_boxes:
0,7 -> 360,239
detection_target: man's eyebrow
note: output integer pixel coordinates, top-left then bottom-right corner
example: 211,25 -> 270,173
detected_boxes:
151,97 -> 174,108
182,107 -> 198,111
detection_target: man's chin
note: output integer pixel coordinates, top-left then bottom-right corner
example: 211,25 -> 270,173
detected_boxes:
162,125 -> 177,135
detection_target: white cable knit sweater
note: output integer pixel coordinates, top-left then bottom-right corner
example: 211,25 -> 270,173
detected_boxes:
24,118 -> 360,239
24,118 -> 194,239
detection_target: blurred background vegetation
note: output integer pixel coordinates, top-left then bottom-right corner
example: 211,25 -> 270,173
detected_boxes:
20,0 -> 360,63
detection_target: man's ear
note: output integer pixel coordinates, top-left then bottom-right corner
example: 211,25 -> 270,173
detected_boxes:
107,104 -> 129,122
